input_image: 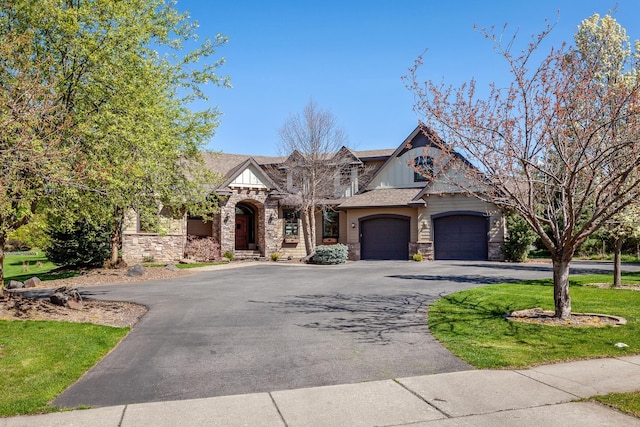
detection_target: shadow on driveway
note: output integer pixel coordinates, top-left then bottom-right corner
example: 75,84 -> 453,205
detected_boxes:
250,293 -> 436,345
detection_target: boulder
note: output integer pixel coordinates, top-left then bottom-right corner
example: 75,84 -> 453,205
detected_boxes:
50,287 -> 83,310
24,277 -> 41,288
165,264 -> 178,271
179,258 -> 197,264
7,280 -> 24,289
126,264 -> 145,277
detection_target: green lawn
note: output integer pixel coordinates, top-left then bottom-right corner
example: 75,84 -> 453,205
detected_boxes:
3,251 -> 78,285
428,271 -> 640,418
0,320 -> 129,416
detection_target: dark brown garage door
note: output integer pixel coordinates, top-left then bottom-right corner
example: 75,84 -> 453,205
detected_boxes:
360,215 -> 410,260
433,214 -> 488,260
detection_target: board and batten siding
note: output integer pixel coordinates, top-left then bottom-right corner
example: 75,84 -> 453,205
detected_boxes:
229,165 -> 268,189
423,194 -> 504,243
367,147 -> 441,189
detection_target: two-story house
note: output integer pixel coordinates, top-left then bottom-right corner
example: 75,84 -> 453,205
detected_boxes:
121,126 -> 505,263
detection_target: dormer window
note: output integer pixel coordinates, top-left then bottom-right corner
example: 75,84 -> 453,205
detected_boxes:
414,156 -> 433,182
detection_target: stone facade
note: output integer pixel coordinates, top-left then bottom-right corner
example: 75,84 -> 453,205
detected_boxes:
217,188 -> 280,257
409,242 -> 434,260
122,234 -> 186,264
488,242 -> 504,261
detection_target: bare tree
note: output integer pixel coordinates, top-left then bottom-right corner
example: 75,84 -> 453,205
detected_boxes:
405,14 -> 640,319
278,100 -> 350,256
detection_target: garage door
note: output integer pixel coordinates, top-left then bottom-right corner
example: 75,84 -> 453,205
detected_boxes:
433,214 -> 488,260
360,216 -> 410,260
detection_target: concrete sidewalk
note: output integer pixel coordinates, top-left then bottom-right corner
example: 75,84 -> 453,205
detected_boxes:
3,356 -> 640,427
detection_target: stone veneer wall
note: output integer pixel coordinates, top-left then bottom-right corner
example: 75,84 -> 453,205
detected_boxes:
122,234 -> 186,264
488,242 -> 504,261
218,189 -> 280,257
409,242 -> 434,260
347,242 -> 360,261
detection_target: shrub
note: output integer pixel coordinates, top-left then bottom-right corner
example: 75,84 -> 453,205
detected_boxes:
412,253 -> 423,262
45,219 -> 110,268
270,252 -> 281,261
223,250 -> 235,261
502,212 -> 537,262
184,235 -> 220,262
311,244 -> 348,265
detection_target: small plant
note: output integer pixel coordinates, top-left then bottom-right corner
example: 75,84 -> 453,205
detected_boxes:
412,253 -> 423,262
223,250 -> 234,261
310,244 -> 348,265
270,252 -> 281,261
142,255 -> 155,263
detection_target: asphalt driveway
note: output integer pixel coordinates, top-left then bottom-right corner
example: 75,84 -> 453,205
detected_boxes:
53,260 -> 628,408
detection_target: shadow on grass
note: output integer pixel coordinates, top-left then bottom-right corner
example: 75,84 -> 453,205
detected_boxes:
387,274 -> 522,285
4,271 -> 79,285
250,293 -> 436,345
427,292 -> 534,338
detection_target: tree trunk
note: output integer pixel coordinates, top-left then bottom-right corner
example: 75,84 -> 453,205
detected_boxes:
110,207 -> 124,265
308,206 -> 316,253
0,234 -> 5,287
613,237 -> 624,288
301,207 -> 314,256
551,253 -> 572,319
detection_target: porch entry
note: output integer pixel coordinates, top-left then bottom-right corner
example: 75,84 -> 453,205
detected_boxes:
234,203 -> 256,250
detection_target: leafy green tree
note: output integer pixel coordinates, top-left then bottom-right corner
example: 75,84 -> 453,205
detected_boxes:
0,31 -> 75,285
45,218 -> 111,268
502,212 -> 537,262
2,0 -> 227,267
7,214 -> 50,250
406,14 -> 640,319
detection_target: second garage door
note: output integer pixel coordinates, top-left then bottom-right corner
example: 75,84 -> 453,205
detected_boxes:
433,214 -> 488,260
360,215 -> 410,260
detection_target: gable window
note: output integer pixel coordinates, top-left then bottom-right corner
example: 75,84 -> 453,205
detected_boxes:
414,156 -> 433,182
283,209 -> 299,241
322,211 -> 339,240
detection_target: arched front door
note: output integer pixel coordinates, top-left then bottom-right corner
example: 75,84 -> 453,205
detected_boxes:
235,203 -> 255,250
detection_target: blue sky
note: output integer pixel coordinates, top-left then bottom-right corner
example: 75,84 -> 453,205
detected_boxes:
175,0 -> 640,156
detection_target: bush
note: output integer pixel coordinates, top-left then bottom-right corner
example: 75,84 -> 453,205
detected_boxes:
270,252 -> 281,261
45,219 -> 110,268
502,212 -> 537,262
412,253 -> 423,262
223,250 -> 234,261
184,235 -> 220,262
310,244 -> 348,265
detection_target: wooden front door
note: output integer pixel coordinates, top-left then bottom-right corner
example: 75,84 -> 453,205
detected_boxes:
235,216 -> 249,250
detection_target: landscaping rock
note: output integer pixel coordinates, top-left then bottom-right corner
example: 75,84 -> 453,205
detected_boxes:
50,287 -> 83,310
24,277 -> 41,288
165,264 -> 178,271
126,264 -> 145,277
179,258 -> 197,264
7,280 -> 24,289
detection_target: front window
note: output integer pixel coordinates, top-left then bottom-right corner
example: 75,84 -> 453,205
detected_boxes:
283,209 -> 299,239
414,156 -> 433,182
322,211 -> 339,239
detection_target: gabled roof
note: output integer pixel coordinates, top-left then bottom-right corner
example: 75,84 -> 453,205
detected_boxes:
218,157 -> 283,193
358,126 -> 424,191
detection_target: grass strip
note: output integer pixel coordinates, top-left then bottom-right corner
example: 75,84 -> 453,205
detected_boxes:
428,273 -> 640,369
0,320 -> 129,416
